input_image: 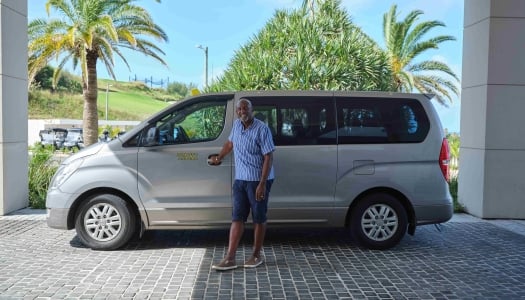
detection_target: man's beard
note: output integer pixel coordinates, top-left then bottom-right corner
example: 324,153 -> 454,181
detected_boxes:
240,114 -> 251,122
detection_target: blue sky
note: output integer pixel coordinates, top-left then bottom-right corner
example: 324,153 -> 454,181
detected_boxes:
28,0 -> 463,133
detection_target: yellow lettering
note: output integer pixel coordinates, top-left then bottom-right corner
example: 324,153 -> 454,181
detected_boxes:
176,153 -> 198,160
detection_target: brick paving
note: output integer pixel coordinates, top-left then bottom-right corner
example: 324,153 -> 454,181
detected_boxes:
1,210 -> 525,299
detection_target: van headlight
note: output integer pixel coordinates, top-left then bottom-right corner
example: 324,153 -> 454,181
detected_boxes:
51,158 -> 84,189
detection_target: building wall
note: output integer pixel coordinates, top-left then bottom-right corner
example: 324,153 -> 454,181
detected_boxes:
459,0 -> 525,218
0,0 -> 29,214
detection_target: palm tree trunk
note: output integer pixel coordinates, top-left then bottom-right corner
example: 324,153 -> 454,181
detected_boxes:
83,51 -> 99,146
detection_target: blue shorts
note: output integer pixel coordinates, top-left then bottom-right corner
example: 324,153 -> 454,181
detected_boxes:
232,179 -> 273,223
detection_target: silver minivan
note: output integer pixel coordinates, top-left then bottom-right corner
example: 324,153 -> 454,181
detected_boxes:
46,91 -> 453,250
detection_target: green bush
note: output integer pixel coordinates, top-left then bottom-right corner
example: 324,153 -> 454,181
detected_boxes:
32,65 -> 83,94
449,176 -> 463,213
56,72 -> 83,94
28,145 -> 58,209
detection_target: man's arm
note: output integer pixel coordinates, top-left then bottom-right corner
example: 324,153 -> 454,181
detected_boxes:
260,152 -> 273,184
212,140 -> 233,165
256,152 -> 273,201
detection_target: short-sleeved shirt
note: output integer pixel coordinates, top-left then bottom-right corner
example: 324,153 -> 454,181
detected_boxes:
229,118 -> 275,181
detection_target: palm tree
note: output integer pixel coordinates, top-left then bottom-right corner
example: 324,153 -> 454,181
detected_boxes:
383,4 -> 459,106
210,0 -> 395,92
28,0 -> 168,145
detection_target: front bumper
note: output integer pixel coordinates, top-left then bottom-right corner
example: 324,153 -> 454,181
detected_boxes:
47,208 -> 71,229
46,188 -> 79,230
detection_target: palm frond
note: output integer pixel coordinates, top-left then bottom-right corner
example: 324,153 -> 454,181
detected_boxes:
381,4 -> 460,106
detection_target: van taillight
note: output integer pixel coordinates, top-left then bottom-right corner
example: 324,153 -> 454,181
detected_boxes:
439,138 -> 450,182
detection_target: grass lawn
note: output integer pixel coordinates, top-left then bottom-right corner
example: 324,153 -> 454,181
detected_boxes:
97,88 -> 170,121
29,79 -> 175,121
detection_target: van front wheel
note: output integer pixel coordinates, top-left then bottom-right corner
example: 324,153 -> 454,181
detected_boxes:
350,193 -> 407,250
75,194 -> 136,250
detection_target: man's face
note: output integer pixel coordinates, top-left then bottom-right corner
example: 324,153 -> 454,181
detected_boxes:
236,100 -> 253,123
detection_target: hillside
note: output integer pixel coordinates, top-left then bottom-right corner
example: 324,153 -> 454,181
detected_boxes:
29,79 -> 176,121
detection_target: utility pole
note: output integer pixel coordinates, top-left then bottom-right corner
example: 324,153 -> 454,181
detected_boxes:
105,83 -> 112,121
196,44 -> 208,88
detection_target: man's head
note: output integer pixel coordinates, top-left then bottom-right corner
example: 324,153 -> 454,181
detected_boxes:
236,98 -> 253,123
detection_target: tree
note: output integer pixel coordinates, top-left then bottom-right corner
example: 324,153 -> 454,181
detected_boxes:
32,65 -> 83,93
28,0 -> 168,145
382,4 -> 459,106
167,81 -> 198,98
210,0 -> 395,92
32,65 -> 55,90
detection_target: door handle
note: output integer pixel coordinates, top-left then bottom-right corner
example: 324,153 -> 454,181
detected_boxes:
207,154 -> 222,166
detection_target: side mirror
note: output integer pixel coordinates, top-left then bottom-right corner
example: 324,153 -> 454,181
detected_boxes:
144,127 -> 159,146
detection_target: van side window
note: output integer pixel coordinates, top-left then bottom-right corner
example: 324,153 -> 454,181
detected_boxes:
140,101 -> 227,146
336,98 -> 430,144
252,97 -> 336,146
281,108 -> 308,138
253,106 -> 278,137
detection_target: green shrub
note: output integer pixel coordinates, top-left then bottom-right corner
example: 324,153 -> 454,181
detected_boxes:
449,176 -> 463,213
32,65 -> 83,94
28,145 -> 59,209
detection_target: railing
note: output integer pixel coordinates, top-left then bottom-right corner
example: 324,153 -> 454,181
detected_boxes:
129,75 -> 170,89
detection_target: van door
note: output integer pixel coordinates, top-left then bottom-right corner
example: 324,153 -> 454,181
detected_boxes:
250,96 -> 338,225
136,97 -> 234,227
334,96 -> 433,205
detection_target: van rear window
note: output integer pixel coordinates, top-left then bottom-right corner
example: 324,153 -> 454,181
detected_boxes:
336,97 -> 430,144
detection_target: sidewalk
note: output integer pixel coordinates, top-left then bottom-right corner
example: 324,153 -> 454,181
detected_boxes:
1,207 -> 46,221
450,212 -> 525,236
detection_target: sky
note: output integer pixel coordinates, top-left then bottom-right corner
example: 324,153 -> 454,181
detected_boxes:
28,0 -> 464,133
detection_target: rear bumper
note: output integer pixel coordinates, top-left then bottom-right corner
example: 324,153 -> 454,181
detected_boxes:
414,203 -> 454,225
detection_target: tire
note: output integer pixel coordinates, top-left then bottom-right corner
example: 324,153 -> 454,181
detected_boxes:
350,193 -> 407,250
75,194 -> 136,250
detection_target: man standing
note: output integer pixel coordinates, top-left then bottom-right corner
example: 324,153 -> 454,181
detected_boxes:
211,98 -> 275,271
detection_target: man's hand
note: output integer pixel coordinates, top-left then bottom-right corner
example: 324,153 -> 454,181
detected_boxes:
256,183 -> 266,201
209,155 -> 221,165
209,141 -> 233,166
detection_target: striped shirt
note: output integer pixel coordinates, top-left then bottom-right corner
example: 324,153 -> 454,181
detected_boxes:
229,118 -> 275,181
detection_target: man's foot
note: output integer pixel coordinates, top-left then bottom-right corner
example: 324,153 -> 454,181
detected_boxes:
243,256 -> 264,268
212,258 -> 237,271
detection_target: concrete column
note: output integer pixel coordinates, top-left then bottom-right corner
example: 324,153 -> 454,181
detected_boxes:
0,0 -> 28,214
460,0 -> 525,218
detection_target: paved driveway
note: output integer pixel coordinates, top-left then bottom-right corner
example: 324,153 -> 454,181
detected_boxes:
1,210 -> 525,299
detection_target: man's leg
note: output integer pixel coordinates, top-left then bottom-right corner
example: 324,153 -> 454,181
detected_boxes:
212,221 -> 244,270
243,222 -> 266,268
252,222 -> 266,258
226,220 -> 244,260
244,180 -> 272,267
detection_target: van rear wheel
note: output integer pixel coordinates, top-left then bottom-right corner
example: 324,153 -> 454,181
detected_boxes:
350,193 -> 407,250
75,194 -> 136,250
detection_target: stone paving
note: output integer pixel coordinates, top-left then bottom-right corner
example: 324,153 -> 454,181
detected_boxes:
1,210 -> 525,299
